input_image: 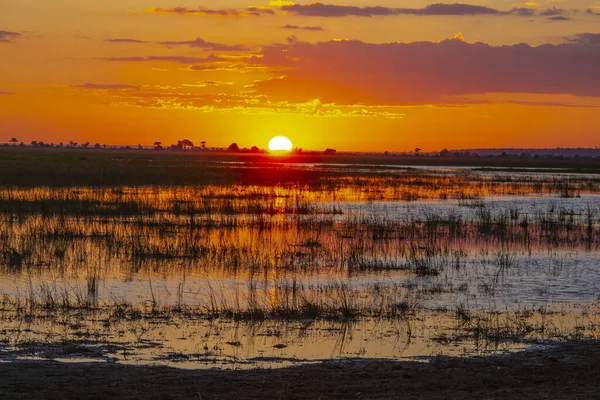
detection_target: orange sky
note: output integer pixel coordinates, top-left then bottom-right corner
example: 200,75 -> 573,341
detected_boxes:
1,1 -> 600,151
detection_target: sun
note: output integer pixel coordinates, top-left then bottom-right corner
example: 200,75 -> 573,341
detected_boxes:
268,136 -> 293,152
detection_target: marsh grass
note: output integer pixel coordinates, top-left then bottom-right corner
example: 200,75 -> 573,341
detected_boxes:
0,277 -> 419,323
0,159 -> 600,362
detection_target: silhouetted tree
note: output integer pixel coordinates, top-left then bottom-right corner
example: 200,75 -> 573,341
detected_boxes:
228,143 -> 240,152
250,146 -> 260,153
181,139 -> 194,150
324,148 -> 337,154
94,143 -> 101,149
439,148 -> 450,157
153,141 -> 163,150
9,138 -> 17,146
414,148 -> 422,156
200,141 -> 206,149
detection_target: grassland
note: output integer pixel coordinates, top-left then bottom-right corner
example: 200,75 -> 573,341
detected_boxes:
2,147 -> 600,187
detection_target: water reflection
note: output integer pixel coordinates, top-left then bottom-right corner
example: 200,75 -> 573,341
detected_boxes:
0,167 -> 600,367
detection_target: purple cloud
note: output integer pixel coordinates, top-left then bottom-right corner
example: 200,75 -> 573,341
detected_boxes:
159,38 -> 247,51
0,31 -> 21,43
149,6 -> 274,17
548,16 -> 569,21
148,3 -> 584,19
280,3 -> 524,17
279,24 -> 325,31
566,33 -> 600,45
539,7 -> 565,16
105,38 -> 148,43
509,7 -> 536,16
253,36 -> 600,105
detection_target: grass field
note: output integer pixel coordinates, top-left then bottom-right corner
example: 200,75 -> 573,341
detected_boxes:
2,147 -> 600,187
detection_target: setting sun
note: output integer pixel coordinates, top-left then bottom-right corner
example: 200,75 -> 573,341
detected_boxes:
268,136 -> 293,152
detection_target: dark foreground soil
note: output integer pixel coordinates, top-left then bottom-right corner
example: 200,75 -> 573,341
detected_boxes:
1,341 -> 600,399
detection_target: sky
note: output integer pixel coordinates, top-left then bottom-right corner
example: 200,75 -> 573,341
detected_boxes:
1,0 -> 600,151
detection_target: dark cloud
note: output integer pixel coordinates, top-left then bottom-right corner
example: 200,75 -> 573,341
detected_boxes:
253,36 -> 600,105
105,38 -> 148,43
586,8 -> 600,15
509,7 -> 535,16
565,33 -> 600,45
148,6 -> 274,17
148,3 -> 585,19
0,31 -> 21,43
280,3 -> 535,17
491,100 -> 599,108
75,83 -> 141,90
159,38 -> 247,51
547,16 -> 569,21
539,7 -> 566,16
279,24 -> 325,31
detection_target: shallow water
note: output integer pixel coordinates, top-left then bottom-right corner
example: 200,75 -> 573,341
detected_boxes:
1,166 -> 599,367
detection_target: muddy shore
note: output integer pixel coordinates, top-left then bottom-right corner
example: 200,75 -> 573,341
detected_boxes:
1,341 -> 599,399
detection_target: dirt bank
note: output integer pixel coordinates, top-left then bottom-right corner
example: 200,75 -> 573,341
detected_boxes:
1,341 -> 599,399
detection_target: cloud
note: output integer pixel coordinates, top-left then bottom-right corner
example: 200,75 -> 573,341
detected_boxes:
103,37 -> 247,51
586,8 -> 600,15
147,6 -> 274,17
279,24 -> 325,31
100,55 -> 211,64
75,83 -> 141,90
104,89 -> 405,118
539,7 -> 565,16
0,91 -> 15,95
0,31 -> 21,44
100,53 -> 271,73
146,3 -> 584,19
158,38 -> 248,51
565,33 -> 600,45
105,38 -> 148,43
182,80 -> 234,87
280,3 -> 529,17
252,36 -> 600,105
506,7 -> 535,16
547,16 -> 569,21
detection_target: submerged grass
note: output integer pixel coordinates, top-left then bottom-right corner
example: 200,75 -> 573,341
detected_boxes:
0,153 -> 600,362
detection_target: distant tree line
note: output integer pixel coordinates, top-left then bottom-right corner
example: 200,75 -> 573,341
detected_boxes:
8,137 -> 600,160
